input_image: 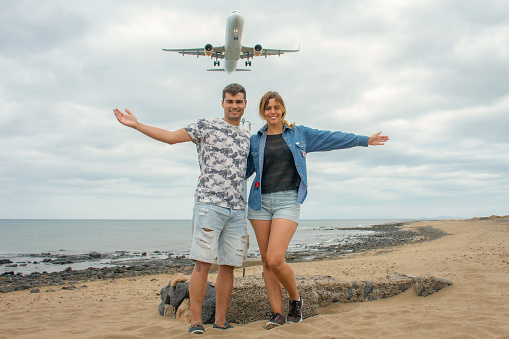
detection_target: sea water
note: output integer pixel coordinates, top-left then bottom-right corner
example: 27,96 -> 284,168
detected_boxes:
0,219 -> 408,274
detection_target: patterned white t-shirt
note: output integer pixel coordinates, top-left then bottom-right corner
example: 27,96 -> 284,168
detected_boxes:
185,118 -> 251,210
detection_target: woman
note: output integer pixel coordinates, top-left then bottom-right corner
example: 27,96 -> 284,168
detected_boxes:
246,91 -> 388,329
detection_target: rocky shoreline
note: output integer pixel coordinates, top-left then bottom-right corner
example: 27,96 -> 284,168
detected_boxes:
0,222 -> 449,293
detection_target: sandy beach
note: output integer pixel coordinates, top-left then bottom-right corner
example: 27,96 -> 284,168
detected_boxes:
1,218 -> 508,338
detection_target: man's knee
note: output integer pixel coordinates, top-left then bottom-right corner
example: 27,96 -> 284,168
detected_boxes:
193,260 -> 212,275
218,264 -> 235,274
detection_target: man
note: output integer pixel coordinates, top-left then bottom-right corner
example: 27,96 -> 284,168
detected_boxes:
113,83 -> 250,334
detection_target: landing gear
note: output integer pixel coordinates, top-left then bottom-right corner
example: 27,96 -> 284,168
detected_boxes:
214,60 -> 220,67
245,60 -> 252,66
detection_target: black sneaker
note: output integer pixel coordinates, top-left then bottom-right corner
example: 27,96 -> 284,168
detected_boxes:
188,322 -> 205,334
287,297 -> 303,323
265,312 -> 286,330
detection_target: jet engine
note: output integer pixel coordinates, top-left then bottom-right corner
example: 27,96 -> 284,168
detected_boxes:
204,44 -> 213,56
254,44 -> 263,56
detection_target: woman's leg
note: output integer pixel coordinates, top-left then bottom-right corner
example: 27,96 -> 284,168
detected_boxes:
251,219 -> 285,314
265,218 -> 299,301
250,218 -> 299,312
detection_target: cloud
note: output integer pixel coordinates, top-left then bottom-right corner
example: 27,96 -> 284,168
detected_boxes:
1,0 -> 509,219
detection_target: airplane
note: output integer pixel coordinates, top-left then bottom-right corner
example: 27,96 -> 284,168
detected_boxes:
162,10 -> 299,74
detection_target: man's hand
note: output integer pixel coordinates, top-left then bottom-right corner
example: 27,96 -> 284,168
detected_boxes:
369,131 -> 389,146
113,108 -> 138,129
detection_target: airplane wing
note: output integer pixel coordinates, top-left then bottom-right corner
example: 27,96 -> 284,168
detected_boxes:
240,46 -> 300,59
162,46 -> 226,59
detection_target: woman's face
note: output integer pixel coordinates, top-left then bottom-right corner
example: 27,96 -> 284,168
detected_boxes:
263,98 -> 284,127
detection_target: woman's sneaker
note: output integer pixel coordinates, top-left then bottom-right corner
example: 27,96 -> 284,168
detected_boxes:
287,297 -> 303,323
265,312 -> 286,329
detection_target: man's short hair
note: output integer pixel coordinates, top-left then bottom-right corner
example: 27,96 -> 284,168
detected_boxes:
223,83 -> 246,101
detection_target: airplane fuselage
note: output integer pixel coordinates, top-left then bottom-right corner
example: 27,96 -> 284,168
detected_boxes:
162,11 -> 299,73
224,11 -> 244,74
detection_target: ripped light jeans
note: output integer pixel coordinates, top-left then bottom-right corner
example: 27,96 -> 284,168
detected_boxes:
189,202 -> 247,267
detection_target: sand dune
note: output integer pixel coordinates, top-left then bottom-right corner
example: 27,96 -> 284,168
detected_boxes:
1,219 -> 508,338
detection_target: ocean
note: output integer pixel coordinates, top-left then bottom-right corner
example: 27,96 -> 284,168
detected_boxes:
0,219 -> 409,274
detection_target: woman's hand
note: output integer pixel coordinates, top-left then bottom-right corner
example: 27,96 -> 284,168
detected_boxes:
369,131 -> 389,146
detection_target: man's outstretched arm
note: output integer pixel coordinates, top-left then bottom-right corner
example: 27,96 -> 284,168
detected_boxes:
113,108 -> 192,145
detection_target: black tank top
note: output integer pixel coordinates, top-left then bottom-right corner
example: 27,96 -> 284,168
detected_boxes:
262,134 -> 300,194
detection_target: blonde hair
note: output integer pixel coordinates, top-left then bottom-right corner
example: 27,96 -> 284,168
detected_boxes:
258,91 -> 295,129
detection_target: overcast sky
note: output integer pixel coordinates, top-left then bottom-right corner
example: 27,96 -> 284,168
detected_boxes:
1,0 -> 508,220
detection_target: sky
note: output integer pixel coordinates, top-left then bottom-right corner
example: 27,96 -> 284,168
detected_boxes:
1,0 -> 508,220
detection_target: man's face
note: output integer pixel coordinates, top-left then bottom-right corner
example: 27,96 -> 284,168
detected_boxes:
222,92 -> 247,125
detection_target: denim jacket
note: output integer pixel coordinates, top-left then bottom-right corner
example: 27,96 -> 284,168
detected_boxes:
246,124 -> 369,210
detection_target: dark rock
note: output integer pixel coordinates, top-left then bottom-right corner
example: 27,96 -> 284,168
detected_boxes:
89,251 -> 102,259
15,284 -> 31,291
0,286 -> 14,293
0,259 -> 13,265
225,274 -> 450,324
362,281 -> 373,299
160,285 -> 170,303
30,288 -> 40,293
202,283 -> 216,324
413,274 -> 453,296
169,282 -> 190,308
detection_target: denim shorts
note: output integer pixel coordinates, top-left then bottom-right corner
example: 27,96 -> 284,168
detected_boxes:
247,190 -> 301,224
189,202 -> 247,267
